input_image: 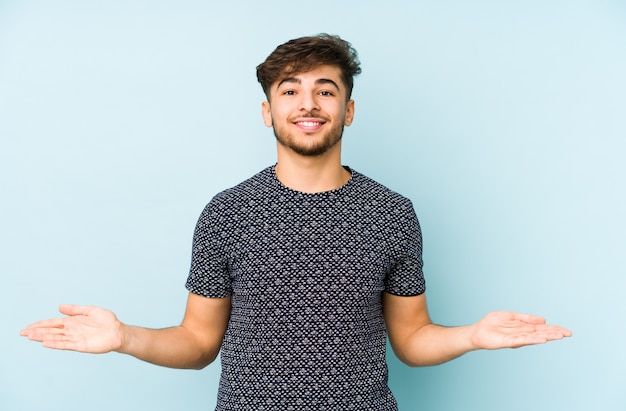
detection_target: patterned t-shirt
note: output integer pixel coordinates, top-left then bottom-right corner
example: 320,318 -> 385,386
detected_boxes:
186,166 -> 426,411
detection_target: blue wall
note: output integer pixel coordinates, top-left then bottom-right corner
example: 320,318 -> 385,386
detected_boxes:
1,1 -> 624,410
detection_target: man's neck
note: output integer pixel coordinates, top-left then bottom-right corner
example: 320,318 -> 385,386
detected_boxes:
274,150 -> 350,194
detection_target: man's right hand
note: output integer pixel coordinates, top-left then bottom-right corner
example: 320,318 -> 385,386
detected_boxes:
20,304 -> 123,354
21,293 -> 231,369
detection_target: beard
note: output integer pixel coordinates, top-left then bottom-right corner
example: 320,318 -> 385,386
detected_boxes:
272,113 -> 345,157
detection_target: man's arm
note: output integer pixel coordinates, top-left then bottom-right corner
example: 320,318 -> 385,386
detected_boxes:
20,292 -> 231,370
382,292 -> 572,367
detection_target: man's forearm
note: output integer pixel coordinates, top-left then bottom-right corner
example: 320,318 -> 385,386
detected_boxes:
393,323 -> 477,367
390,310 -> 571,367
118,324 -> 221,370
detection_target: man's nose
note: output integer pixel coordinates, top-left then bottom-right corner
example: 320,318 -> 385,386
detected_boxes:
298,92 -> 320,112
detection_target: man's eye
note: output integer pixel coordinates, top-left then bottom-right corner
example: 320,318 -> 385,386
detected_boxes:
283,90 -> 296,95
319,91 -> 334,96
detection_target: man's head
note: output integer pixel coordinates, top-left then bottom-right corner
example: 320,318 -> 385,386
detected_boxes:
256,34 -> 361,101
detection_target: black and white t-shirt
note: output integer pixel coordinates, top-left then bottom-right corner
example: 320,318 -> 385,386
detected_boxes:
186,166 -> 425,411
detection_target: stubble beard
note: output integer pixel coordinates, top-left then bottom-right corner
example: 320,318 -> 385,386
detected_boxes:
272,114 -> 345,157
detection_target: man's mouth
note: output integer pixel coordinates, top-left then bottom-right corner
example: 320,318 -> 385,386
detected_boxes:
293,118 -> 326,131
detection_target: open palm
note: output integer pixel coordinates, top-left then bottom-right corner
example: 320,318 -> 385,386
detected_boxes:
21,304 -> 123,353
472,311 -> 572,350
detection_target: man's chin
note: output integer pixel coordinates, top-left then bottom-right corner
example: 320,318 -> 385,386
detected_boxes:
274,132 -> 343,158
276,140 -> 341,157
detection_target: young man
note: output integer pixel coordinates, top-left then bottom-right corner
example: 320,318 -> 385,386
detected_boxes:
21,34 -> 571,410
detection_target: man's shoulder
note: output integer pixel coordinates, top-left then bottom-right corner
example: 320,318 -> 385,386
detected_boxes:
351,169 -> 413,208
209,166 -> 274,206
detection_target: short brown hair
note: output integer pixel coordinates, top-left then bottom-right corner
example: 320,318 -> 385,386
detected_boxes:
256,34 -> 361,100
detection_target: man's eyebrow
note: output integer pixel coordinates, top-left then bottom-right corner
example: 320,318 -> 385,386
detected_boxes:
315,78 -> 340,91
277,77 -> 300,88
276,77 -> 341,91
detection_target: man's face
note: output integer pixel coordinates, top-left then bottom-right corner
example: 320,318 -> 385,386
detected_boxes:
262,65 -> 355,157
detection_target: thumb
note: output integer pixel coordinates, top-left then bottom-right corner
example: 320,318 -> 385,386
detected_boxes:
58,304 -> 93,317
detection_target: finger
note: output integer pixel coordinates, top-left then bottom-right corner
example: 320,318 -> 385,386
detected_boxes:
58,304 -> 92,316
22,317 -> 67,331
559,327 -> 573,337
510,333 -> 549,347
542,325 -> 573,339
42,340 -> 77,351
510,312 -> 546,325
22,304 -> 89,331
22,327 -> 83,351
511,325 -> 572,346
21,326 -> 68,341
529,323 -> 572,337
40,333 -> 80,351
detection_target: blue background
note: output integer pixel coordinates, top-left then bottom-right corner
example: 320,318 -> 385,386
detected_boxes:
1,1 -> 624,410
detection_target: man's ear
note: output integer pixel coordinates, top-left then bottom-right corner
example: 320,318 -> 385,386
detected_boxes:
344,99 -> 355,126
261,101 -> 272,127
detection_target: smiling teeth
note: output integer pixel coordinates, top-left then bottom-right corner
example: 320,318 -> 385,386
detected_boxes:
298,121 -> 321,126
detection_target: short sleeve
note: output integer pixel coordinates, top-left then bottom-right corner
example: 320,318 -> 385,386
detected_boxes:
384,201 -> 426,296
185,201 -> 232,298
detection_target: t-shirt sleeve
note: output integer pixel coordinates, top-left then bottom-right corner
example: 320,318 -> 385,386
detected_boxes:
384,199 -> 426,296
185,201 -> 232,298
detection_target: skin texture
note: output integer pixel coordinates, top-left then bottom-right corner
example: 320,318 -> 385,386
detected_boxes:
20,64 -> 572,370
262,65 -> 355,193
22,294 -> 230,369
263,65 -> 354,158
383,293 -> 571,367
